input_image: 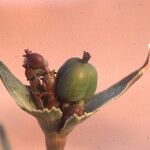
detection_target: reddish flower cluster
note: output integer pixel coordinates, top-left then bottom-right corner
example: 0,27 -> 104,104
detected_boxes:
23,49 -> 58,110
23,50 -> 84,125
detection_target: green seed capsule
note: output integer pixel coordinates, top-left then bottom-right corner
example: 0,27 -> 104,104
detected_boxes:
56,51 -> 98,103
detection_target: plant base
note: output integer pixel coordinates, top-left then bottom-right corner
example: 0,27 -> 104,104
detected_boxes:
45,133 -> 67,150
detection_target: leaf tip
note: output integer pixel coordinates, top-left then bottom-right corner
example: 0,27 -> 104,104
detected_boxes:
140,51 -> 150,74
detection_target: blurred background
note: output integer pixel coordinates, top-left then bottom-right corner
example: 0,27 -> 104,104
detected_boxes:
0,0 -> 150,149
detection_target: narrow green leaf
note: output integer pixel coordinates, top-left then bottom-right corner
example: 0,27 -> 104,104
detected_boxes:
85,52 -> 150,113
0,125 -> 11,150
0,61 -> 36,111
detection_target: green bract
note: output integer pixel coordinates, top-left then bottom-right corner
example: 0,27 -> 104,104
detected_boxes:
56,52 -> 97,102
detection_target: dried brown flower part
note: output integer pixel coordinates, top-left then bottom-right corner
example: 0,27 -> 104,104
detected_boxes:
23,50 -> 59,110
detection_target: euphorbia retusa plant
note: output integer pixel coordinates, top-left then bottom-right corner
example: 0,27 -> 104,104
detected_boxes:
0,50 -> 149,150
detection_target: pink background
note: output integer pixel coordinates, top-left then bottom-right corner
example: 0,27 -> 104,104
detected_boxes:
0,0 -> 150,149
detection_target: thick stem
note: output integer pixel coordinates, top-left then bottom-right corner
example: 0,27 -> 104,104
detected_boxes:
45,133 -> 67,150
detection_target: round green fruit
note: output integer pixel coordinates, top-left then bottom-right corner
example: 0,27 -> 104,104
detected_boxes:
56,51 -> 97,103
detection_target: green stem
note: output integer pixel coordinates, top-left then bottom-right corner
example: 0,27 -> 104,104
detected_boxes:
45,133 -> 67,150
